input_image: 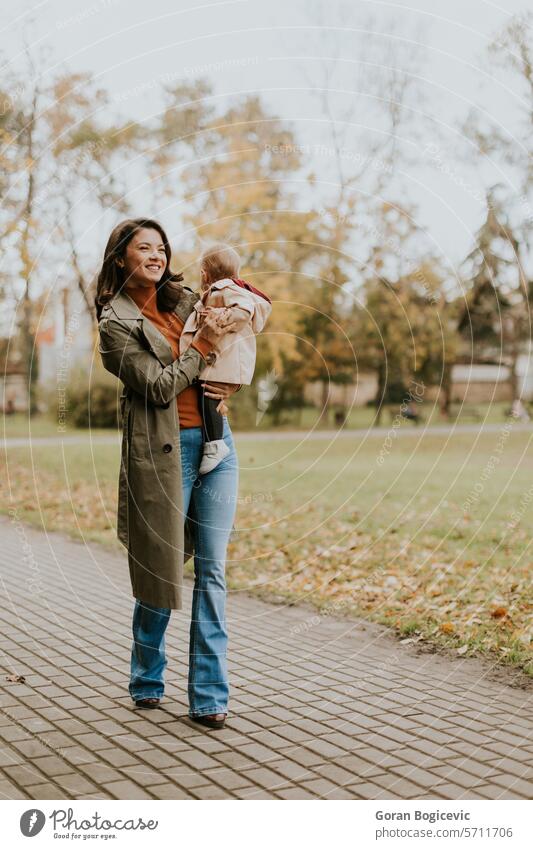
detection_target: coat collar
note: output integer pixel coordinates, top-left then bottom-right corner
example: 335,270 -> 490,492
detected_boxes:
207,277 -> 235,292
104,286 -> 199,367
107,286 -> 198,321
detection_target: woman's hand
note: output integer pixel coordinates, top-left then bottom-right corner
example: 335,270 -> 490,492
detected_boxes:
194,306 -> 237,348
201,380 -> 240,414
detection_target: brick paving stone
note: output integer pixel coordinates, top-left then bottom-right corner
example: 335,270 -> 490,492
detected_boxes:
430,764 -> 492,788
134,748 -> 179,769
442,758 -> 502,781
266,724 -> 310,744
345,781 -> 404,799
435,784 -> 492,799
77,762 -> 127,784
487,740 -> 530,760
0,726 -> 31,743
3,764 -> 48,786
213,751 -> 258,771
119,765 -> 170,785
302,738 -> 348,758
267,758 -> 316,782
334,753 -> 390,777
276,746 -> 324,768
312,763 -> 356,785
179,735 -> 226,755
488,757 -> 533,776
372,772 -> 429,797
0,515 -> 531,801
190,784 -> 234,799
10,739 -> 54,759
174,749 -> 220,771
0,747 -> 23,767
53,773 -> 99,793
0,775 -> 30,799
301,777 -> 343,797
202,767 -> 252,790
102,779 -> 153,799
488,773 -> 533,797
233,785 -> 278,799
75,708 -> 107,722
409,734 -> 459,757
30,755 -> 77,777
104,734 -> 153,753
58,746 -> 99,766
390,764 -> 448,789
159,766 -> 213,789
475,784 -> 527,800
233,766 -> 287,791
237,741 -> 283,764
325,788 -> 359,799
25,782 -> 68,799
150,783 -> 194,799
273,787 -> 317,800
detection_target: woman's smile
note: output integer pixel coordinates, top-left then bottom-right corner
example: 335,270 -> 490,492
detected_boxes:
122,227 -> 168,286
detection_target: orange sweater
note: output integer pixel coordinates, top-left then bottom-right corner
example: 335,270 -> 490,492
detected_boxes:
126,284 -> 212,429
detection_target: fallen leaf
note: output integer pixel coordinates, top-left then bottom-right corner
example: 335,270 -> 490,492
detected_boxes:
491,606 -> 508,619
5,674 -> 25,683
440,622 -> 455,634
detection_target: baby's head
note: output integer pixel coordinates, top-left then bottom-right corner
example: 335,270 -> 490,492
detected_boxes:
200,243 -> 240,288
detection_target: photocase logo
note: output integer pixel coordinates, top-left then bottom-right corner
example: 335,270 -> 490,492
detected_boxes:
20,809 -> 46,837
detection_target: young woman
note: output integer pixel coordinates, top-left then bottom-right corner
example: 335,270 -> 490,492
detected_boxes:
95,218 -> 239,729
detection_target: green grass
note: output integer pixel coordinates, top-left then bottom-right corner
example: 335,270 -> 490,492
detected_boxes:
2,425 -> 532,676
1,400 -> 516,439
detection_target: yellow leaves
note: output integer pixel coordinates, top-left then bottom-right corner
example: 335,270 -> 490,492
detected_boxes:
440,622 -> 455,634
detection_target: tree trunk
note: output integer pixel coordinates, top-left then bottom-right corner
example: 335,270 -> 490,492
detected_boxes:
20,88 -> 38,416
440,362 -> 452,419
374,363 -> 386,426
321,379 -> 330,424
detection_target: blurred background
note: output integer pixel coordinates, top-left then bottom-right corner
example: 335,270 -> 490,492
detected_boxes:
2,1 -> 533,671
1,0 -> 533,430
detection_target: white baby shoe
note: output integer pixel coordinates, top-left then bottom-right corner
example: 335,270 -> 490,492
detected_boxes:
199,439 -> 230,474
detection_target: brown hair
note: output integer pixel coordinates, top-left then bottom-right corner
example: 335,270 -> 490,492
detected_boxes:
201,243 -> 241,285
94,218 -> 184,321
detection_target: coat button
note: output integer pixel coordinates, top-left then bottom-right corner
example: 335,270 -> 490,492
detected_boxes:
162,443 -> 173,453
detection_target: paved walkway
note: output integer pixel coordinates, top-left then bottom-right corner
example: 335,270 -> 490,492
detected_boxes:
0,516 -> 531,800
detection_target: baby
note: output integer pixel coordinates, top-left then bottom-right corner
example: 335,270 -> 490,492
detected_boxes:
179,243 -> 272,473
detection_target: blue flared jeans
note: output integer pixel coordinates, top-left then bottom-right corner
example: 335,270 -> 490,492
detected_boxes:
129,416 -> 238,716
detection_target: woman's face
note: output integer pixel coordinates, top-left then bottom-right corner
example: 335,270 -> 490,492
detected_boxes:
120,228 -> 167,287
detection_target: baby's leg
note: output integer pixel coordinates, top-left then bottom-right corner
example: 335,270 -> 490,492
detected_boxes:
197,381 -> 238,475
198,383 -> 224,442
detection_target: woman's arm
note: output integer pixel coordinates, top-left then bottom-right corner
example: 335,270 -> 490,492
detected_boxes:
98,317 -> 207,407
201,381 -> 241,414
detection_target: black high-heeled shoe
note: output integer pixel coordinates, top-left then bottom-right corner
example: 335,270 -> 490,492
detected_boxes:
190,712 -> 226,729
135,697 -> 161,709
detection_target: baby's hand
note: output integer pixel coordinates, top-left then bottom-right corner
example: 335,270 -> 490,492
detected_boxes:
224,305 -> 251,330
199,306 -> 230,323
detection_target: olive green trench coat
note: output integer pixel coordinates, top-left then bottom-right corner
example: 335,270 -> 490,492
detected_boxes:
97,286 -> 207,610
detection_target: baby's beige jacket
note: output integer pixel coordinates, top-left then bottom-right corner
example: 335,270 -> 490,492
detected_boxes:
179,278 -> 272,385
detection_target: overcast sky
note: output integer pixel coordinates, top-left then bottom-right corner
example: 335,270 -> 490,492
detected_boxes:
1,0 -> 532,270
